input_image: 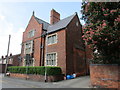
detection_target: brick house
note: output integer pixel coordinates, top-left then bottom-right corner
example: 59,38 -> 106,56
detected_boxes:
21,9 -> 90,75
0,54 -> 20,66
0,54 -> 20,73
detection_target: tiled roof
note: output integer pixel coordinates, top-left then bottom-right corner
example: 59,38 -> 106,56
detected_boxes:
47,13 -> 76,34
35,12 -> 76,34
35,17 -> 50,30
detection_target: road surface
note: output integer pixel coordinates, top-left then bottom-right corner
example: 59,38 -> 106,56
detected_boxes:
0,74 -> 90,88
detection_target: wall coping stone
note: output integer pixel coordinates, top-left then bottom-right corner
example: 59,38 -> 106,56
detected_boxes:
90,64 -> 120,66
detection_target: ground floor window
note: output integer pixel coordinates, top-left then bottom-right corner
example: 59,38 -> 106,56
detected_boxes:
46,53 -> 57,66
25,59 -> 34,66
23,58 -> 34,66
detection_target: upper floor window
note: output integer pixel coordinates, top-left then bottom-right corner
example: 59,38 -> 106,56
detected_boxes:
28,30 -> 35,38
76,21 -> 79,27
24,40 -> 33,54
47,34 -> 57,45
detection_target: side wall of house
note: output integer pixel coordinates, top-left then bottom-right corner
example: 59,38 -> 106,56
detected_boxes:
21,15 -> 43,66
85,45 -> 93,74
45,30 -> 66,74
12,54 -> 21,66
66,14 -> 86,75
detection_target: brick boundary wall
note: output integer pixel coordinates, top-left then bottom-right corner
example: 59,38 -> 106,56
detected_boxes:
9,73 -> 64,82
0,64 -> 12,73
90,64 -> 120,88
0,64 -> 5,73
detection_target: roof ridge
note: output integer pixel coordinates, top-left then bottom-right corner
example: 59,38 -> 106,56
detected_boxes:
34,16 -> 49,30
47,12 -> 77,34
49,13 -> 76,26
35,16 -> 49,24
61,13 -> 76,21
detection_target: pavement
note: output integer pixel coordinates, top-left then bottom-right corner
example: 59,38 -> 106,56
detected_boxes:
0,74 -> 91,88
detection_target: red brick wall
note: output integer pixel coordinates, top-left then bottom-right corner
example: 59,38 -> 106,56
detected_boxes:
12,54 -> 20,66
22,16 -> 42,42
90,64 -> 120,88
85,45 -> 93,60
41,36 -> 46,66
21,12 -> 89,76
0,64 -> 6,73
34,38 -> 41,66
10,73 -> 28,79
21,15 -> 43,66
66,14 -> 86,75
1,64 -> 13,73
73,48 -> 86,76
85,45 -> 93,74
50,9 -> 60,24
46,30 -> 66,74
10,73 -> 64,82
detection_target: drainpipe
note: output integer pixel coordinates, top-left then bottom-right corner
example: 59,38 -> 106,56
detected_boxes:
40,24 -> 44,66
40,35 -> 43,66
41,31 -> 46,66
42,34 -> 46,66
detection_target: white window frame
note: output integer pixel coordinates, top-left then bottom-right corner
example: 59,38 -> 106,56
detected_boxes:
9,58 -> 13,64
28,29 -> 35,38
76,21 -> 79,27
46,33 -> 58,45
33,58 -> 35,66
23,58 -> 34,66
45,52 -> 57,66
24,40 -> 33,54
23,58 -> 25,66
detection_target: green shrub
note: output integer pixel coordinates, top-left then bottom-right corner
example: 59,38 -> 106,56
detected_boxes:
45,66 -> 62,75
8,66 -> 62,76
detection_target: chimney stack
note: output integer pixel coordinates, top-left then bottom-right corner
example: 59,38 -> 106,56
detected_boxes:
50,9 -> 60,24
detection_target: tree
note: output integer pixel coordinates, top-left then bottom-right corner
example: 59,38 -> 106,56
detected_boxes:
81,2 -> 120,64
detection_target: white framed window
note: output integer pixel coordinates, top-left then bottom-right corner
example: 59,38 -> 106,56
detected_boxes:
24,40 -> 33,54
23,59 -> 25,66
25,59 -> 34,66
76,21 -> 79,27
47,33 -> 57,45
28,29 -> 35,38
23,56 -> 35,66
46,52 -> 57,66
9,58 -> 13,64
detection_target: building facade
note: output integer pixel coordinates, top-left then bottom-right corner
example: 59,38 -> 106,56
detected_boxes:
21,9 -> 91,75
0,54 -> 20,66
0,54 -> 20,73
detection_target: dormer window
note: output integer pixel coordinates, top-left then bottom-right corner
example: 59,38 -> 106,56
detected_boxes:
28,30 -> 35,38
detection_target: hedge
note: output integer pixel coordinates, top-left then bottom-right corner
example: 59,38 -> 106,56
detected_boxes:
8,66 -> 62,76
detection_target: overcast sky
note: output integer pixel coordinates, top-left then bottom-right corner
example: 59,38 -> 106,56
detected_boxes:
0,2 -> 85,57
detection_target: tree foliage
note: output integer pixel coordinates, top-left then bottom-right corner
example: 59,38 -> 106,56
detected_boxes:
81,2 -> 120,64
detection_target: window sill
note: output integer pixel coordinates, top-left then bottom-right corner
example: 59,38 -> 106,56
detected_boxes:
47,43 -> 57,46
